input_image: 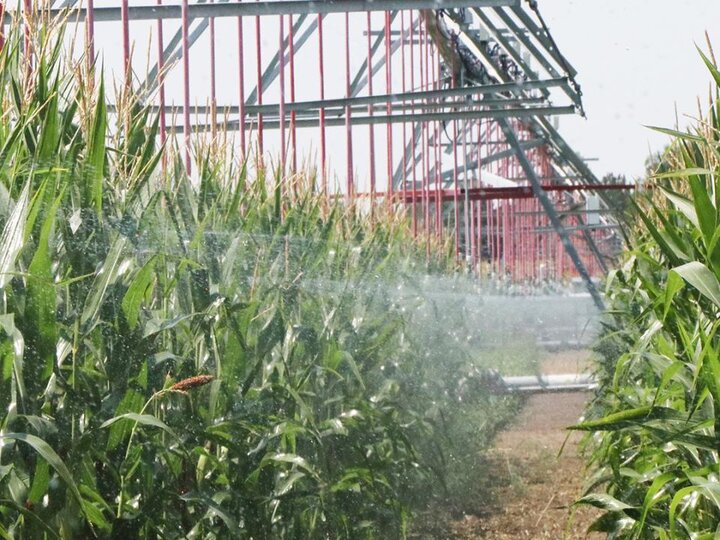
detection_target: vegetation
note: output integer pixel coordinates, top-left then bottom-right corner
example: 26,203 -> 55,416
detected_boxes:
599,173 -> 633,222
0,18 -> 528,538
575,47 -> 720,538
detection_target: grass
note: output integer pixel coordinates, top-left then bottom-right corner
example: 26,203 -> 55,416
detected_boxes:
0,15 -> 535,538
575,43 -> 720,538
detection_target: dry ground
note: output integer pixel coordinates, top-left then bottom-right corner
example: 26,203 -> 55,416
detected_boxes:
450,350 -> 603,539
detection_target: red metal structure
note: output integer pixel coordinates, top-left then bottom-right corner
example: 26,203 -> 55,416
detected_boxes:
2,0 -> 631,307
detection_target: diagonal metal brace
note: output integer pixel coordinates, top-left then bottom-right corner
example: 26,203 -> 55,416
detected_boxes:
496,117 -> 604,310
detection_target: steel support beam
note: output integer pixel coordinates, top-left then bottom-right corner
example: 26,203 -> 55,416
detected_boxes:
496,117 -> 605,310
245,14 -> 311,105
383,183 -> 634,202
141,0 -> 226,96
349,11 -> 400,98
469,8 -> 579,107
423,7 -> 612,276
533,224 -> 620,233
509,5 -> 577,77
131,98 -> 547,119
175,105 -> 576,132
7,0 -> 520,23
122,81 -> 562,117
438,139 -> 546,184
141,9 -> 314,104
489,7 -> 579,106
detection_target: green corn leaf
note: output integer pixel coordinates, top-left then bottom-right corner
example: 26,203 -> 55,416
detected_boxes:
660,187 -> 700,229
568,406 -> 690,431
672,261 -> 720,309
122,255 -> 157,330
662,271 -> 684,321
36,86 -> 60,164
180,492 -> 239,532
0,498 -> 60,538
576,493 -> 635,512
586,512 -> 634,534
142,313 -> 194,339
263,452 -> 320,480
26,458 -> 50,506
669,483 -> 720,537
637,472 -> 677,530
651,200 -> 691,261
80,236 -> 129,331
687,175 -> 717,247
631,199 -> 682,265
104,389 -> 144,450
651,361 -> 684,408
697,45 -> 720,88
100,412 -> 179,442
653,167 -> 713,178
0,114 -> 27,173
274,470 -> 305,497
25,185 -> 63,381
79,497 -> 110,531
644,425 -> 717,451
85,78 -> 107,216
0,432 -> 83,508
646,125 -> 704,142
0,181 -> 30,289
0,313 -> 25,404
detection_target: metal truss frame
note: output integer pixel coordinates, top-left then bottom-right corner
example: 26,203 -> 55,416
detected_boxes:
6,0 -> 626,288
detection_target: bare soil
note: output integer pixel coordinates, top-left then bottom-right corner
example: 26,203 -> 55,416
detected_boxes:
450,350 -> 603,539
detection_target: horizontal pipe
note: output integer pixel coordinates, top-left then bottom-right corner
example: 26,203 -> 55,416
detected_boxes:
358,183 -> 635,202
500,373 -> 597,394
119,96 -> 547,117
110,78 -> 566,116
6,0 -> 519,23
284,77 -> 565,110
533,224 -> 621,233
502,383 -> 597,394
172,105 -> 577,132
440,140 -> 545,180
514,208 -> 620,216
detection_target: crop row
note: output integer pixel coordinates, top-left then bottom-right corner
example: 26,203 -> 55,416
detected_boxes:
576,47 -> 720,539
0,17 -> 526,538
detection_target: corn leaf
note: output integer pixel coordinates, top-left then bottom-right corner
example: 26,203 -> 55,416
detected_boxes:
0,181 -> 30,289
0,432 -> 83,508
672,261 -> 720,309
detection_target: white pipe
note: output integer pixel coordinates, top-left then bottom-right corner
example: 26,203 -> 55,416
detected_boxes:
499,373 -> 596,394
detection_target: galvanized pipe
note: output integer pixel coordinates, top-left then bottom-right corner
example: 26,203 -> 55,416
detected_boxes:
499,373 -> 596,394
25,0 -> 519,22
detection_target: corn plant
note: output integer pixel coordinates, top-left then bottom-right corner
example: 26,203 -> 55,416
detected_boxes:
0,16 -> 528,538
574,46 -> 720,539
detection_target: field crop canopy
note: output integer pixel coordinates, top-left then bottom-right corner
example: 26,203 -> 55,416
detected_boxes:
574,47 -> 720,538
0,15 -> 600,539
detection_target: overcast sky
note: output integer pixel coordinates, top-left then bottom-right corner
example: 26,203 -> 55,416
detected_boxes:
538,1 -> 720,180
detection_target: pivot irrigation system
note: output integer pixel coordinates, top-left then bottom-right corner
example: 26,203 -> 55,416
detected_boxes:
2,0 -> 632,310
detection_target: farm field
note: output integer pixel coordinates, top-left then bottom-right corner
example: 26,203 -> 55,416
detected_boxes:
0,18 -> 539,538
1,3 -> 720,539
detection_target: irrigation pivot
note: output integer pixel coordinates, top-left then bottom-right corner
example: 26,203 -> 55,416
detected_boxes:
1,0 -> 631,287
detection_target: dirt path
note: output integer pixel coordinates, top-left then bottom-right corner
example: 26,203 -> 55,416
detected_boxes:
451,350 -> 603,539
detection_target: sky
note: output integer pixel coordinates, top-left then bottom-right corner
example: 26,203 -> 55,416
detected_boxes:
538,0 -> 720,180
